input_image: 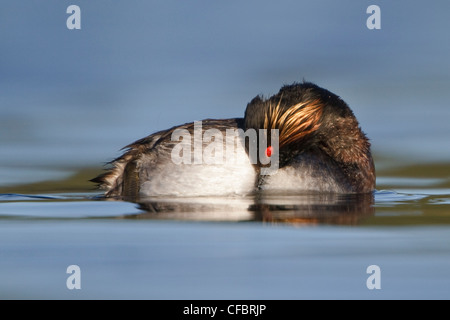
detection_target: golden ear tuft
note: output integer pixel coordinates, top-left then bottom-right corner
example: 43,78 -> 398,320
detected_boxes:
264,98 -> 323,147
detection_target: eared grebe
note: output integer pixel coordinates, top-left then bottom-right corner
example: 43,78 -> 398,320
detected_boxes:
92,82 -> 375,197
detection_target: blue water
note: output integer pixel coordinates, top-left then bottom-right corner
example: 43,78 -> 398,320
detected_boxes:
1,190 -> 449,299
1,220 -> 449,300
1,1 -> 450,299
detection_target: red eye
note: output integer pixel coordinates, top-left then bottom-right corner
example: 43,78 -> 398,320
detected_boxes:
265,146 -> 273,157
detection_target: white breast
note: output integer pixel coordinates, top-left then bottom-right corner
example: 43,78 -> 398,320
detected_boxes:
138,141 -> 256,197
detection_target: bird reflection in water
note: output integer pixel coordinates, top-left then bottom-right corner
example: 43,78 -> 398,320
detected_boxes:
116,192 -> 374,226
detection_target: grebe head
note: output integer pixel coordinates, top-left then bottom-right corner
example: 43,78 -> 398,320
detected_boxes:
244,81 -> 375,192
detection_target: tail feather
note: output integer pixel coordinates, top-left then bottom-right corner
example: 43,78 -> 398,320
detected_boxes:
91,133 -> 164,197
